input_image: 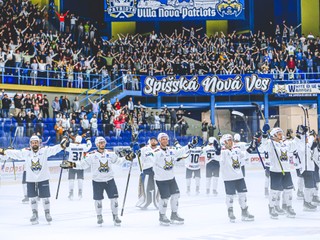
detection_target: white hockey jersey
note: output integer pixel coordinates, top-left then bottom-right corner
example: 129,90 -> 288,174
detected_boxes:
294,136 -> 316,173
201,144 -> 220,164
5,145 -> 63,182
220,146 -> 244,181
75,149 -> 126,182
232,141 -> 249,167
261,137 -> 297,173
153,145 -> 189,181
66,141 -> 92,163
185,147 -> 202,170
140,145 -> 156,170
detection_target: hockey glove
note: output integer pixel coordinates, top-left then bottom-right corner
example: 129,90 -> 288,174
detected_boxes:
296,125 -> 307,135
60,161 -> 76,169
262,124 -> 270,134
125,151 -> 136,161
254,130 -> 262,140
85,131 -> 91,141
188,136 -> 198,148
286,129 -> 293,139
60,137 -> 70,149
310,129 -> 316,137
213,139 -> 221,155
246,140 -> 256,154
0,148 -> 5,155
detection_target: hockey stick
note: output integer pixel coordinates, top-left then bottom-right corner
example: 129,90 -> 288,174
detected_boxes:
55,150 -> 67,199
215,109 -> 221,138
252,102 -> 266,123
121,128 -> 141,216
232,110 -> 252,140
9,119 -> 18,180
298,104 -> 308,172
255,141 -> 266,169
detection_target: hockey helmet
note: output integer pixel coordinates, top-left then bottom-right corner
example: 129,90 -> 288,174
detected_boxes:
222,134 -> 233,143
75,135 -> 82,143
157,133 -> 169,142
208,137 -> 217,144
29,135 -> 40,144
270,127 -> 283,137
234,133 -> 241,142
95,136 -> 106,147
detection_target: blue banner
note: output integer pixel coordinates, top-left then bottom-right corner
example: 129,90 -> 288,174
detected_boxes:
104,0 -> 245,22
141,74 -> 273,96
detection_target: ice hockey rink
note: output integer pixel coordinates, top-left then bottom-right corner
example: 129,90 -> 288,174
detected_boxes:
1,160 -> 320,240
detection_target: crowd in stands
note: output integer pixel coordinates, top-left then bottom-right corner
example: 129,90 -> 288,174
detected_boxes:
0,0 -> 319,91
0,90 -> 190,143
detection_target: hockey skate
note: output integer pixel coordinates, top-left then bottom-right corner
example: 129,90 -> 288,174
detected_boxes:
22,196 -> 29,204
206,189 -> 210,195
45,210 -> 52,223
97,214 -> 103,225
285,206 -> 296,218
159,213 -> 170,226
30,210 -> 39,225
241,207 -> 254,221
68,190 -> 74,200
312,196 -> 320,206
170,212 -> 184,225
196,186 -> 200,195
303,201 -> 317,212
228,207 -> 236,223
78,190 -> 82,200
113,214 -> 121,226
186,186 -> 191,195
274,206 -> 285,215
268,206 -> 278,219
297,190 -> 304,200
264,188 -> 269,198
212,190 -> 218,197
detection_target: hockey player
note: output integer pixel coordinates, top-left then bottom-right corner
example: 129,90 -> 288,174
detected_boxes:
65,134 -> 92,200
312,136 -> 320,205
136,137 -> 159,209
153,132 -> 197,226
185,145 -> 202,195
21,136 -> 51,204
0,135 -> 68,225
233,133 -> 249,177
220,134 -> 254,223
287,129 -> 304,199
261,125 -> 298,219
60,136 -> 135,226
294,128 -> 318,211
201,137 -> 221,196
247,131 -> 270,197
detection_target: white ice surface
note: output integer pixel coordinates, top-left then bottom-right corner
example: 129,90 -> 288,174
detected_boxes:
1,164 -> 320,240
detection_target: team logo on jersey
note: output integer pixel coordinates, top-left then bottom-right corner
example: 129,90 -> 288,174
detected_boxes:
216,0 -> 243,17
30,159 -> 42,172
280,150 -> 288,162
98,161 -> 110,173
146,152 -> 153,157
231,157 -> 240,170
163,158 -> 174,170
107,0 -> 136,19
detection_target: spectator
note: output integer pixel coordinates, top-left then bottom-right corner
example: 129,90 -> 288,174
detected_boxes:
202,119 -> 208,142
51,96 -> 60,118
